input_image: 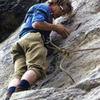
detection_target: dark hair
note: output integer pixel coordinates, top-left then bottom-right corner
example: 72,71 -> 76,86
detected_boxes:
66,1 -> 73,15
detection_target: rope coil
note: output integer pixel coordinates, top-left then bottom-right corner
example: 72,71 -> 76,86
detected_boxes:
46,41 -> 75,83
46,41 -> 100,83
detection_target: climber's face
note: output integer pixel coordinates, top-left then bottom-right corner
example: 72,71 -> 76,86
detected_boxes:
52,2 -> 68,18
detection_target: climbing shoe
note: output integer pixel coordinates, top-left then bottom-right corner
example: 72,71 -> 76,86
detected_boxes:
15,87 -> 27,92
5,92 -> 13,100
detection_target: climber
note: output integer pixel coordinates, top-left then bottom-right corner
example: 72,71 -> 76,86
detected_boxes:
5,0 -> 73,100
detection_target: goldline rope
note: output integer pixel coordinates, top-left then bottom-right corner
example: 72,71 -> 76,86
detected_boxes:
46,41 -> 100,83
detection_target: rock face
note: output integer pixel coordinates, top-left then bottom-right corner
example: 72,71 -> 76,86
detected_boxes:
0,0 -> 100,100
0,0 -> 47,43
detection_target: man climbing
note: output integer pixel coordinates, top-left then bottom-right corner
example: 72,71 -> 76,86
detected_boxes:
5,0 -> 73,100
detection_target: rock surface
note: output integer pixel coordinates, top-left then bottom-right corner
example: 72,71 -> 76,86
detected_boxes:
0,0 -> 100,100
0,0 -> 47,43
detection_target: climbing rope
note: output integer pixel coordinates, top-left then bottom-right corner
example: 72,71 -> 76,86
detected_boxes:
46,41 -> 100,83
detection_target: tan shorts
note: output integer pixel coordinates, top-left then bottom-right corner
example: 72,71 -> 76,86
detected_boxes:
11,32 -> 46,80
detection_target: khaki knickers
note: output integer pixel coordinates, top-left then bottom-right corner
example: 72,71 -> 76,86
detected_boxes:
11,32 -> 46,80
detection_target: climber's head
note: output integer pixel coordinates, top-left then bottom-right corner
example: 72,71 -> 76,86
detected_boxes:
46,0 -> 73,17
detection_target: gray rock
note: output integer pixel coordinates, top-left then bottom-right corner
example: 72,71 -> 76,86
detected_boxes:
0,0 -> 47,43
0,0 -> 100,100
